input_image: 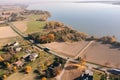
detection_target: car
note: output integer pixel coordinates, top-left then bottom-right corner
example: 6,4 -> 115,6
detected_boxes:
108,69 -> 120,75
44,48 -> 50,52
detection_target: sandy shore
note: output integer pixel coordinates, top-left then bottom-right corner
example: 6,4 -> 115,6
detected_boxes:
0,26 -> 18,38
44,41 -> 89,57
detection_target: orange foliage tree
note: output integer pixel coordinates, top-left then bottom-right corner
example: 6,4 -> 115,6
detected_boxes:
25,66 -> 32,74
41,77 -> 47,80
2,74 -> 7,80
13,66 -> 17,72
48,34 -> 55,42
0,56 -> 4,62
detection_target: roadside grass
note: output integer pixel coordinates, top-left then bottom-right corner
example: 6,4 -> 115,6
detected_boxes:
93,70 -> 106,80
0,24 -> 8,27
109,74 -> 120,80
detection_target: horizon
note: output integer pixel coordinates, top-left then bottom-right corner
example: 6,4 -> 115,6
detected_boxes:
0,0 -> 120,4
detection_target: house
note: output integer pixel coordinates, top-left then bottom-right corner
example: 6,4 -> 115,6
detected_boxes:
29,53 -> 38,61
14,60 -> 24,67
12,42 -> 19,46
46,62 -> 62,77
80,69 -> 93,80
13,46 -> 22,52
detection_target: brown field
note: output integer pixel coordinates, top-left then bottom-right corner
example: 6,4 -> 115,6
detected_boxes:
12,21 -> 27,32
61,62 -> 83,80
44,41 -> 120,69
6,72 -> 38,80
81,42 -> 120,68
0,26 -> 18,38
44,41 -> 89,57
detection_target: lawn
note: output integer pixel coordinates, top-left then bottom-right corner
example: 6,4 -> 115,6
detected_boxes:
0,70 -> 4,76
93,70 -> 106,80
26,51 -> 55,69
109,74 -> 120,80
0,50 -> 5,54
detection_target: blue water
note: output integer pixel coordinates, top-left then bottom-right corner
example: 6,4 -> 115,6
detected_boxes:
28,3 -> 120,41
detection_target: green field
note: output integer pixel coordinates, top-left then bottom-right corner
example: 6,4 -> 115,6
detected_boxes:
93,70 -> 106,80
109,74 -> 120,80
26,15 -> 47,33
0,50 -> 5,54
26,21 -> 46,33
27,51 -> 55,69
27,15 -> 43,21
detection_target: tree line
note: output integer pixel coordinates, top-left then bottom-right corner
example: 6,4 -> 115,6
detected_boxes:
28,21 -> 88,43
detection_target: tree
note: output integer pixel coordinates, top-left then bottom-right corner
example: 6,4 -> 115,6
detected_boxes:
48,34 -> 55,42
6,62 -> 11,68
41,77 -> 47,80
13,66 -> 17,72
25,66 -> 32,74
0,56 -> 4,62
80,56 -> 86,69
2,74 -> 7,80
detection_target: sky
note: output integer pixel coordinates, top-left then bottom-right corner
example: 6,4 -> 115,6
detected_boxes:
0,0 -> 119,4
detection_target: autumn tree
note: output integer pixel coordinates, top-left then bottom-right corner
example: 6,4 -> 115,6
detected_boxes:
41,77 -> 47,80
2,74 -> 7,80
25,66 -> 32,74
13,66 -> 17,72
48,34 -> 55,42
5,62 -> 11,68
0,56 -> 4,62
80,55 -> 86,69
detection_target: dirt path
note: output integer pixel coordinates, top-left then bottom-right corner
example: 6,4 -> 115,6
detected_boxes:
56,62 -> 83,80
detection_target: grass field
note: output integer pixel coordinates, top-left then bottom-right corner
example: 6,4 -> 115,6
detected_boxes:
26,15 -> 47,33
0,70 -> 4,76
109,74 -> 120,80
26,51 -> 55,69
26,21 -> 46,33
0,50 -> 5,54
93,70 -> 106,80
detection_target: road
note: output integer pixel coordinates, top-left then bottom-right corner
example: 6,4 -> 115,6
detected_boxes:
56,59 -> 70,80
74,41 -> 94,59
7,22 -> 112,80
7,22 -> 80,62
